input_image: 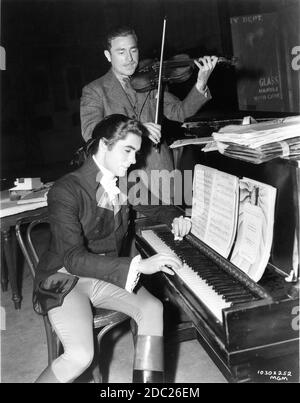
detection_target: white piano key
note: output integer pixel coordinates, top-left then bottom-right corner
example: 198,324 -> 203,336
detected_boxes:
141,230 -> 231,322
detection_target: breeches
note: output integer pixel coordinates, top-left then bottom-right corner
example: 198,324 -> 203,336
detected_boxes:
48,276 -> 163,383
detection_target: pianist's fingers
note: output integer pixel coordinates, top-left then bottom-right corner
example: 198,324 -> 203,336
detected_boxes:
155,253 -> 182,271
159,265 -> 175,276
138,253 -> 182,275
172,216 -> 192,239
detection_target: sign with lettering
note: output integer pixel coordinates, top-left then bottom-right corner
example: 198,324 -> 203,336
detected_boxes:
231,13 -> 285,112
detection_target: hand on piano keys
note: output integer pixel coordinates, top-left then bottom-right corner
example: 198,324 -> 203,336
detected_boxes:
138,253 -> 182,276
171,216 -> 192,241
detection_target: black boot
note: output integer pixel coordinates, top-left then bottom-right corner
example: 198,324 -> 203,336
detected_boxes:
133,369 -> 164,383
132,335 -> 164,383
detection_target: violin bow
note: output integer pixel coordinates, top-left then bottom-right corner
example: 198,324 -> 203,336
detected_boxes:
154,17 -> 167,152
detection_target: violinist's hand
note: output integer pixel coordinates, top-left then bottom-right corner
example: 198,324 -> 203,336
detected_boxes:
138,253 -> 182,276
194,56 -> 218,93
143,122 -> 161,145
171,216 -> 192,241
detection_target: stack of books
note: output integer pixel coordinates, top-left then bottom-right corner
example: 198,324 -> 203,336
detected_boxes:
210,116 -> 300,164
17,183 -> 53,205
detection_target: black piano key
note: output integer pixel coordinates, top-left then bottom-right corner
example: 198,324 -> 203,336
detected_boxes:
209,281 -> 253,295
156,230 -> 259,302
225,295 -> 256,303
209,278 -> 236,288
216,288 -> 251,298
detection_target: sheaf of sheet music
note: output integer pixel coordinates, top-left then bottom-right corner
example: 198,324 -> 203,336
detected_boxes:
169,136 -> 214,149
216,137 -> 300,164
202,141 -> 218,152
230,177 -> 277,282
212,115 -> 300,149
191,164 -> 239,258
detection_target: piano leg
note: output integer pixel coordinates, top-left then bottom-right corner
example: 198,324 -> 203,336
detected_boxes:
166,321 -> 197,344
231,363 -> 252,383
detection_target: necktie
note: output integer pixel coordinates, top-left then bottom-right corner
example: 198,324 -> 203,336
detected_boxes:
122,77 -> 137,108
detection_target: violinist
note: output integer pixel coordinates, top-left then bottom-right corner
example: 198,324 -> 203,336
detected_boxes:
80,26 -> 217,202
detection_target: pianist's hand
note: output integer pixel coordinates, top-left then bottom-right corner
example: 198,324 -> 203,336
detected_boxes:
171,216 -> 192,241
138,253 -> 182,275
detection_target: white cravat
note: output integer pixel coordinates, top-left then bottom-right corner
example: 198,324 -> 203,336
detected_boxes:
93,156 -> 120,203
93,155 -> 141,292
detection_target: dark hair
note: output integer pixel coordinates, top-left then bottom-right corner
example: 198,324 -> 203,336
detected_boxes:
88,114 -> 146,156
104,26 -> 138,51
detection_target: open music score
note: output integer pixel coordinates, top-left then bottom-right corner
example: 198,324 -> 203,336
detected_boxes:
191,165 -> 239,258
191,165 -> 277,282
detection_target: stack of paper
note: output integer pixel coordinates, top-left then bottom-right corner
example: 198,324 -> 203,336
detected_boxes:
17,187 -> 49,204
211,116 -> 300,164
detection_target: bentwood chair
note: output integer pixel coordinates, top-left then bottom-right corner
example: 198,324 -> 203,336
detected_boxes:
15,213 -> 129,383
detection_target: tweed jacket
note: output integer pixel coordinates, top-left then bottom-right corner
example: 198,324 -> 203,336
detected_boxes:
80,68 -> 211,142
33,157 -> 180,314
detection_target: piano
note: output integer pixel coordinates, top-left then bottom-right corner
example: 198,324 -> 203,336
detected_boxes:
135,118 -> 300,383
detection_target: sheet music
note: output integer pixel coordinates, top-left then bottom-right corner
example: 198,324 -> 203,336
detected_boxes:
237,203 -> 263,264
213,115 -> 300,148
191,164 -> 239,258
230,177 -> 276,281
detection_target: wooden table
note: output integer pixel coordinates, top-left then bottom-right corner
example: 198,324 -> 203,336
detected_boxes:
0,190 -> 47,309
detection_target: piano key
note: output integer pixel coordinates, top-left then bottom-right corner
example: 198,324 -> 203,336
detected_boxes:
141,229 -> 232,322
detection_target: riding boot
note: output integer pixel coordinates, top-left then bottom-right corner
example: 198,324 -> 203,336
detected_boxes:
132,335 -> 164,383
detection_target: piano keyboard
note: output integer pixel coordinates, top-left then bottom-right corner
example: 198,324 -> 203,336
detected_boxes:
141,229 -> 259,323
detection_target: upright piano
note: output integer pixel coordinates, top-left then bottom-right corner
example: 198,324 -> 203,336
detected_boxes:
135,117 -> 300,383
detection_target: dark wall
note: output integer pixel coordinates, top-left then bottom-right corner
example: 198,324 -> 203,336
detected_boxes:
0,0 -> 296,183
1,0 -> 225,182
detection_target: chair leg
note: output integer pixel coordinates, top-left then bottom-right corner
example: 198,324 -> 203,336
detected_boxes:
92,319 -> 128,383
90,333 -> 102,383
1,243 -> 8,292
130,318 -> 138,347
91,349 -> 102,383
43,316 -> 61,365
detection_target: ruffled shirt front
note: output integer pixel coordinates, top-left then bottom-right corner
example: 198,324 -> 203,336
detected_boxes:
93,156 -> 141,292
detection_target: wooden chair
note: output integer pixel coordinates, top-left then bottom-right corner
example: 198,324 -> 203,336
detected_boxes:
15,213 -> 129,383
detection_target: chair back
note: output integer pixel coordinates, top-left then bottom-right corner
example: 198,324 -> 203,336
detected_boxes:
16,212 -> 130,377
15,213 -> 49,278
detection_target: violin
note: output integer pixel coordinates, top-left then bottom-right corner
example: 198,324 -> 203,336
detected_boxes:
131,54 -> 238,92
